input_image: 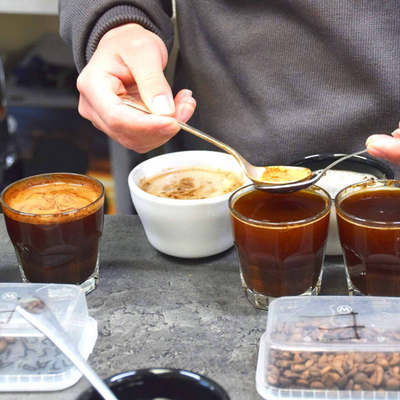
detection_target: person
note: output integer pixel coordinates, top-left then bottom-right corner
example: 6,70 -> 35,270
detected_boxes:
59,1 -> 400,211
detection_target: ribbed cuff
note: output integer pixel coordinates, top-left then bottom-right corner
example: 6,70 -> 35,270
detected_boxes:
86,5 -> 174,65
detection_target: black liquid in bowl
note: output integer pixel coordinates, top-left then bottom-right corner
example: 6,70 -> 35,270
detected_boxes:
289,153 -> 394,179
76,368 -> 230,400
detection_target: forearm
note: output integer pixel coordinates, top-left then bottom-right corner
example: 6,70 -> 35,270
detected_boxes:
59,0 -> 174,72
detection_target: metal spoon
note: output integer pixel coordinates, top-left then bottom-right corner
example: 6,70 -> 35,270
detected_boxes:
120,94 -> 313,186
15,297 -> 118,400
254,149 -> 368,193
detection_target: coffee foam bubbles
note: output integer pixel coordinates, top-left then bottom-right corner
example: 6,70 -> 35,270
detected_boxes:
140,168 -> 244,200
1,174 -> 104,224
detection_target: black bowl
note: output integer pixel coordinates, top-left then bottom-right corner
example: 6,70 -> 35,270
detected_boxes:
290,153 -> 394,179
76,368 -> 231,400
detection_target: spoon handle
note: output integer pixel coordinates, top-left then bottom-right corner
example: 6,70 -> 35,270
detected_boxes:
314,149 -> 369,183
16,299 -> 118,400
119,94 -> 249,169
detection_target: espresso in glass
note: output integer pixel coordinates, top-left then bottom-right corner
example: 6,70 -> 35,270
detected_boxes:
229,185 -> 331,310
0,173 -> 104,294
336,180 -> 400,296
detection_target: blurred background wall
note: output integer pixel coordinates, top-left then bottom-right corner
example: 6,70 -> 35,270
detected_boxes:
0,5 -> 116,214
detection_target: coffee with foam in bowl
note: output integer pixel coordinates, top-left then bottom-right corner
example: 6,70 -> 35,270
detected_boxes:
129,150 -> 250,258
140,168 -> 244,200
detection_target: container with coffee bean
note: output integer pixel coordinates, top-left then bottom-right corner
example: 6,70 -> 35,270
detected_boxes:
256,296 -> 400,399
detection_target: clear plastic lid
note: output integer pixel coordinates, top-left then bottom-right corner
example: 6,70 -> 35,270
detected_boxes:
256,296 -> 400,400
0,283 -> 97,392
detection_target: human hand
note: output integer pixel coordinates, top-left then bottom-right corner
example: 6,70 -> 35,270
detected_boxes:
366,124 -> 400,165
76,23 -> 196,153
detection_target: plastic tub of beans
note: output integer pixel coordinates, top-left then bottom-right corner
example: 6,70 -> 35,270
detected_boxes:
256,296 -> 400,399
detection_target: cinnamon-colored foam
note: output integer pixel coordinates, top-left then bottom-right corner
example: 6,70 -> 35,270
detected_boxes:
140,168 -> 244,200
1,174 -> 104,224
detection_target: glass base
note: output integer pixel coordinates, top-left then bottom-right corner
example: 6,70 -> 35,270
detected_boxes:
18,254 -> 99,296
346,278 -> 364,296
242,271 -> 323,311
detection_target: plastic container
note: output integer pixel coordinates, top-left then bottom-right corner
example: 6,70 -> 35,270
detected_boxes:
0,283 -> 97,391
256,296 -> 400,400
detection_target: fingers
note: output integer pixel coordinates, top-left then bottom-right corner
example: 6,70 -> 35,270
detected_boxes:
173,89 -> 197,122
117,27 -> 174,116
366,132 -> 400,165
76,24 -> 197,153
79,94 -> 180,153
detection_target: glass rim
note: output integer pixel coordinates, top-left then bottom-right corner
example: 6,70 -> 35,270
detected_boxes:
0,172 -> 105,218
228,183 -> 332,228
335,179 -> 400,227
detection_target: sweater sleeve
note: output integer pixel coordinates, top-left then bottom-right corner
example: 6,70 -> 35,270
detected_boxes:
59,0 -> 174,72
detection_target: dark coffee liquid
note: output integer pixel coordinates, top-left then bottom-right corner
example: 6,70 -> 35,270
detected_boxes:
231,189 -> 330,297
337,188 -> 400,296
1,174 -> 104,286
4,206 -> 103,284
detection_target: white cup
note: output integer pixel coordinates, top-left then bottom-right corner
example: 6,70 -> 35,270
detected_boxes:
128,150 -> 249,258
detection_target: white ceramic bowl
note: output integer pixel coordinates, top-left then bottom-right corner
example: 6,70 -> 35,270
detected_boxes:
128,151 -> 249,258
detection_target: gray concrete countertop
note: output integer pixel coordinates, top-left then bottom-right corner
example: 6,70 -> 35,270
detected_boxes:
0,214 -> 348,400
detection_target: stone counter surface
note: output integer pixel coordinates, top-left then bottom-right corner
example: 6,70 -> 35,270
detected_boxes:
0,215 -> 347,400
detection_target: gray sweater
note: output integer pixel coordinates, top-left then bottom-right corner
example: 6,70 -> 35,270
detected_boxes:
59,0 -> 400,176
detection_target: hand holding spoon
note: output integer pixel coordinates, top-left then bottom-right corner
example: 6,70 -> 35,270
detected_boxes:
120,94 -> 312,185
120,94 -> 367,193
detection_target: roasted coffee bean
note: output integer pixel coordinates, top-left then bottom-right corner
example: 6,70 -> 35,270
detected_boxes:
377,358 -> 390,370
364,364 -> 377,376
278,377 -> 292,387
310,381 -> 324,389
365,354 -> 377,364
386,379 -> 400,390
291,364 -> 306,373
337,376 -> 348,389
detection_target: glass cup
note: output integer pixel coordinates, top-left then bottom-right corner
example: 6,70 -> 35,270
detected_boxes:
229,184 -> 331,310
335,179 -> 400,296
0,173 -> 105,294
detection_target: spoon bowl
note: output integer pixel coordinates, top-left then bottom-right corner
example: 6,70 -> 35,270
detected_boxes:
255,149 -> 368,193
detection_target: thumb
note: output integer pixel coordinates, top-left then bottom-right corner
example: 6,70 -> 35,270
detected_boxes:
121,39 -> 174,116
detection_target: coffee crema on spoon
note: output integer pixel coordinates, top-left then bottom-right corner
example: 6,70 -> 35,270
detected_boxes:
119,94 -> 313,187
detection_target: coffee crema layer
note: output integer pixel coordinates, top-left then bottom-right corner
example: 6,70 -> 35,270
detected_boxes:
2,174 -> 104,224
140,168 -> 244,200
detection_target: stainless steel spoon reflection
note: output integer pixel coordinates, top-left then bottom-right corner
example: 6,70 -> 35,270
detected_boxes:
15,298 -> 118,400
119,94 -> 313,186
254,149 -> 369,193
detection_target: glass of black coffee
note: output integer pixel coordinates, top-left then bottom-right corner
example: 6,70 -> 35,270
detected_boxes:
229,184 -> 331,310
336,179 -> 400,296
0,173 -> 104,294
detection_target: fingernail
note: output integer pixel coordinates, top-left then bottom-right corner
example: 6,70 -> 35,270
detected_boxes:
152,95 -> 174,115
367,145 -> 384,158
159,123 -> 179,136
180,105 -> 195,122
392,129 -> 400,138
